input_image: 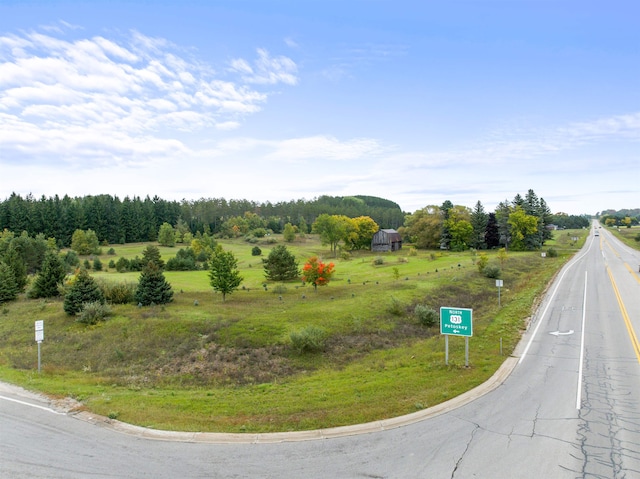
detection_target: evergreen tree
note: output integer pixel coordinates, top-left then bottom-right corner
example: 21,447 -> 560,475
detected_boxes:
142,245 -> 165,269
63,268 -> 105,315
0,262 -> 19,303
263,245 -> 300,281
209,247 -> 243,301
439,200 -> 454,249
4,244 -> 27,291
485,213 -> 500,249
29,251 -> 66,298
470,201 -> 488,249
135,261 -> 174,306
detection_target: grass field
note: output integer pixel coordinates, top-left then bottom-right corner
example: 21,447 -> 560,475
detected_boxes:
0,231 -> 587,432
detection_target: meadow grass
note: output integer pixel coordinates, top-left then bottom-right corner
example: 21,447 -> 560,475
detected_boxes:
0,231 -> 586,432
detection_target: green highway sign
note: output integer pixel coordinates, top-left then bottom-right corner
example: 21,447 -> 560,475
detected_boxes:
440,307 -> 473,337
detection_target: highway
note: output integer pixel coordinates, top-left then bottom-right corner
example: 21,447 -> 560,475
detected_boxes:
2,223 -> 639,478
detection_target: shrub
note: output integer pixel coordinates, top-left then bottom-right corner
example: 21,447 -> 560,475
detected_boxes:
414,304 -> 438,327
387,296 -> 405,316
76,301 -> 112,325
408,247 -> 418,257
476,253 -> 489,273
483,265 -> 501,279
373,256 -> 385,265
251,246 -> 262,256
546,248 -> 558,257
93,257 -> 103,271
272,284 -> 288,295
165,248 -> 197,271
108,259 -> 116,269
289,326 -> 327,353
107,248 -> 116,255
251,228 -> 268,238
99,280 -> 136,304
115,257 -> 130,272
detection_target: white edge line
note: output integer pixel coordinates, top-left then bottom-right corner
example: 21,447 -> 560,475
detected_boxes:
576,271 -> 587,409
0,394 -> 64,415
518,239 -> 592,365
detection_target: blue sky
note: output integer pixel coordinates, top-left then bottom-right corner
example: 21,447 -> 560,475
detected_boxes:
0,0 -> 638,215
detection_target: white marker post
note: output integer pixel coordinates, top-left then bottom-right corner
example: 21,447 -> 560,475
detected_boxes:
496,279 -> 503,307
35,320 -> 44,373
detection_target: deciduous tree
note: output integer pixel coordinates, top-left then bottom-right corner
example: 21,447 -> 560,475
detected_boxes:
312,214 -> 350,257
209,246 -> 243,301
157,222 -> 175,247
302,256 -> 335,292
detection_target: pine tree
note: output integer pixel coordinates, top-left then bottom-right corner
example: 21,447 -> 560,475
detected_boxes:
263,245 -> 299,281
4,244 -> 27,291
0,262 -> 19,303
63,268 -> 105,315
142,245 -> 165,269
29,251 -> 66,298
470,201 -> 488,250
135,261 -> 173,306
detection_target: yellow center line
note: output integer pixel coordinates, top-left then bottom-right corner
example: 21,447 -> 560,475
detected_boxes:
624,263 -> 640,284
607,267 -> 640,364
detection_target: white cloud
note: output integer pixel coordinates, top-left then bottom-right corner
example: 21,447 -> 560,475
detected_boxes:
0,26 -> 298,169
230,48 -> 298,85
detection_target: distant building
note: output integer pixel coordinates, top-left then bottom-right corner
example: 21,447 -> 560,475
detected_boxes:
371,229 -> 402,252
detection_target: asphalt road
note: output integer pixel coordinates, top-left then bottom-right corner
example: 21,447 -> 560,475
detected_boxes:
2,223 -> 639,478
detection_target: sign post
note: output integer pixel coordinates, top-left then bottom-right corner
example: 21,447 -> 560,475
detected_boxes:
35,320 -> 44,373
440,307 -> 473,366
496,279 -> 503,307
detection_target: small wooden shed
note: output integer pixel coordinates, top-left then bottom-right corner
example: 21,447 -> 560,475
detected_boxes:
371,229 -> 402,252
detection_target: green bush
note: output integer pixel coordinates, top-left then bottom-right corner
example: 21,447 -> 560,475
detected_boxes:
77,301 -> 112,325
93,257 -> 103,271
546,248 -> 558,257
289,326 -> 327,354
115,257 -> 130,272
414,304 -> 438,327
272,284 -> 288,295
373,256 -> 385,265
482,265 -> 501,279
476,253 -> 489,273
387,296 -> 405,316
251,246 -> 262,256
99,280 -> 136,304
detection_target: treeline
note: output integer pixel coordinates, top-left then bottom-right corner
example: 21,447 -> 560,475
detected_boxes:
599,208 -> 640,228
401,190 -> 590,252
0,193 -> 405,248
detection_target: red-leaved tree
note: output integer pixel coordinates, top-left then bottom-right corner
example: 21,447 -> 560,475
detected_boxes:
302,256 -> 335,292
